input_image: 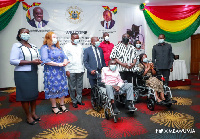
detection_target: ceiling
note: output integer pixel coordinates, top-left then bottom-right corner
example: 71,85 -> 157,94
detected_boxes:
81,0 -> 200,5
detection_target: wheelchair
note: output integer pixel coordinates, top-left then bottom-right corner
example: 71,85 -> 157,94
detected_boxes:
91,71 -> 135,123
133,68 -> 176,111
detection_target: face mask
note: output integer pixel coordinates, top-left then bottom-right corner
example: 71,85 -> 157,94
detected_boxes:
122,37 -> 129,45
73,39 -> 80,45
158,39 -> 165,43
143,58 -> 148,63
105,36 -> 109,41
136,44 -> 141,48
52,38 -> 57,44
95,41 -> 100,47
109,65 -> 117,71
20,33 -> 30,41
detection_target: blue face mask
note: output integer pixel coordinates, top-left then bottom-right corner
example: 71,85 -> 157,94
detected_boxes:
73,39 -> 80,45
20,33 -> 30,41
109,65 -> 117,71
95,41 -> 100,47
143,58 -> 148,63
158,39 -> 164,43
136,44 -> 141,48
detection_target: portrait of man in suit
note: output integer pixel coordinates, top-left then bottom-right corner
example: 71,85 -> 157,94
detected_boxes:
101,10 -> 115,29
28,7 -> 48,28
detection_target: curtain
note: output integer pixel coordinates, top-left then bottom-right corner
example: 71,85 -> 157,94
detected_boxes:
140,3 -> 200,42
0,0 -> 23,31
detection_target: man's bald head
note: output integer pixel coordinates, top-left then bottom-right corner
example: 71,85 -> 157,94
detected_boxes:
91,37 -> 99,46
33,7 -> 43,22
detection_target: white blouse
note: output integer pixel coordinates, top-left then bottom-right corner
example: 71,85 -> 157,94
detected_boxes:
10,43 -> 39,71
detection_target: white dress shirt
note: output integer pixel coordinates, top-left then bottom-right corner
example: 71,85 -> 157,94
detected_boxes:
104,21 -> 111,29
63,43 -> 84,73
34,19 -> 43,28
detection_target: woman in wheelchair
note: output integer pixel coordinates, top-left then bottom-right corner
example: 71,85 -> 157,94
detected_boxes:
138,53 -> 167,105
101,60 -> 137,114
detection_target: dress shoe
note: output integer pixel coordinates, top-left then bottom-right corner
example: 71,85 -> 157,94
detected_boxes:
77,101 -> 85,105
172,99 -> 177,103
157,100 -> 167,105
127,103 -> 137,111
73,103 -> 78,108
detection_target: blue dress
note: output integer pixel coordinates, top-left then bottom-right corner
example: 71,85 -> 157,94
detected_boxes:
40,45 -> 68,99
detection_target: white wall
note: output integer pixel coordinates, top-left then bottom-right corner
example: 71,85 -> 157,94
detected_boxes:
0,7 -> 23,88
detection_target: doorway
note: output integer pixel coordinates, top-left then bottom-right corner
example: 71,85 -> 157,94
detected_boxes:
191,34 -> 200,74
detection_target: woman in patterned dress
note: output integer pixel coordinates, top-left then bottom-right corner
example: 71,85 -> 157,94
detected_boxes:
40,32 -> 69,114
138,53 -> 166,105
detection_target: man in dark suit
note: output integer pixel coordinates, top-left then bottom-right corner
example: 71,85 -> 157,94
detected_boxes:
101,10 -> 115,29
28,7 -> 48,28
83,37 -> 106,88
152,34 -> 174,86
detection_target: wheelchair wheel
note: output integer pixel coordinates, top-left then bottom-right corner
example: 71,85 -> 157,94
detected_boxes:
91,86 -> 101,111
104,110 -> 109,120
133,89 -> 140,102
113,116 -> 117,123
147,98 -> 155,111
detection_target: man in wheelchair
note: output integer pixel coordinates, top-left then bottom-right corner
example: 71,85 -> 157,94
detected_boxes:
101,60 -> 137,114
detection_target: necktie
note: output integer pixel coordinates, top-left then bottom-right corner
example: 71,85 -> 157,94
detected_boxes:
38,22 -> 41,28
95,48 -> 101,69
106,22 -> 108,29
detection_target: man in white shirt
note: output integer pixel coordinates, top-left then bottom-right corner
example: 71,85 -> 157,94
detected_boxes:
63,33 -> 85,108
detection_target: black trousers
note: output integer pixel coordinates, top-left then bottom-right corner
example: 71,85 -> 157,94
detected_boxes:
156,69 -> 170,86
119,71 -> 134,83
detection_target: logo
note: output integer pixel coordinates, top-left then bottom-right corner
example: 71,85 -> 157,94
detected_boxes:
66,6 -> 83,24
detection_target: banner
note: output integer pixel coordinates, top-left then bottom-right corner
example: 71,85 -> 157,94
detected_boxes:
22,2 -> 145,49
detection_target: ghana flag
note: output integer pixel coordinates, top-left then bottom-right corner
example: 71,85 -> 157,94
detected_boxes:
0,0 -> 23,31
140,3 -> 200,42
22,2 -> 41,22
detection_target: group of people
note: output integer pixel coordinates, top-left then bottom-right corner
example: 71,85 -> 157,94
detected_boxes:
10,28 -> 173,125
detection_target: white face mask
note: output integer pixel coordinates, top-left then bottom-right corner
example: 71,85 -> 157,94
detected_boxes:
158,39 -> 165,43
95,41 -> 100,47
109,65 -> 117,71
143,58 -> 148,63
105,36 -> 109,41
20,33 -> 30,41
73,39 -> 80,45
136,44 -> 141,48
52,38 -> 57,44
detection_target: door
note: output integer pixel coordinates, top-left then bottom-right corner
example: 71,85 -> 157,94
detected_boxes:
191,34 -> 200,74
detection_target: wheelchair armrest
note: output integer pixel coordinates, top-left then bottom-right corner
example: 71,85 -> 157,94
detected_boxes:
98,82 -> 106,87
143,76 -> 150,80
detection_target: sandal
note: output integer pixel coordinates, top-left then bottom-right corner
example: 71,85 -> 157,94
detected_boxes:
52,107 -> 62,114
33,117 -> 41,121
60,105 -> 68,112
26,119 -> 37,125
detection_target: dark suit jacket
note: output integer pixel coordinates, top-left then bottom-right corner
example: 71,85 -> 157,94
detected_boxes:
83,46 -> 106,79
101,19 -> 115,29
28,18 -> 48,28
152,42 -> 174,70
